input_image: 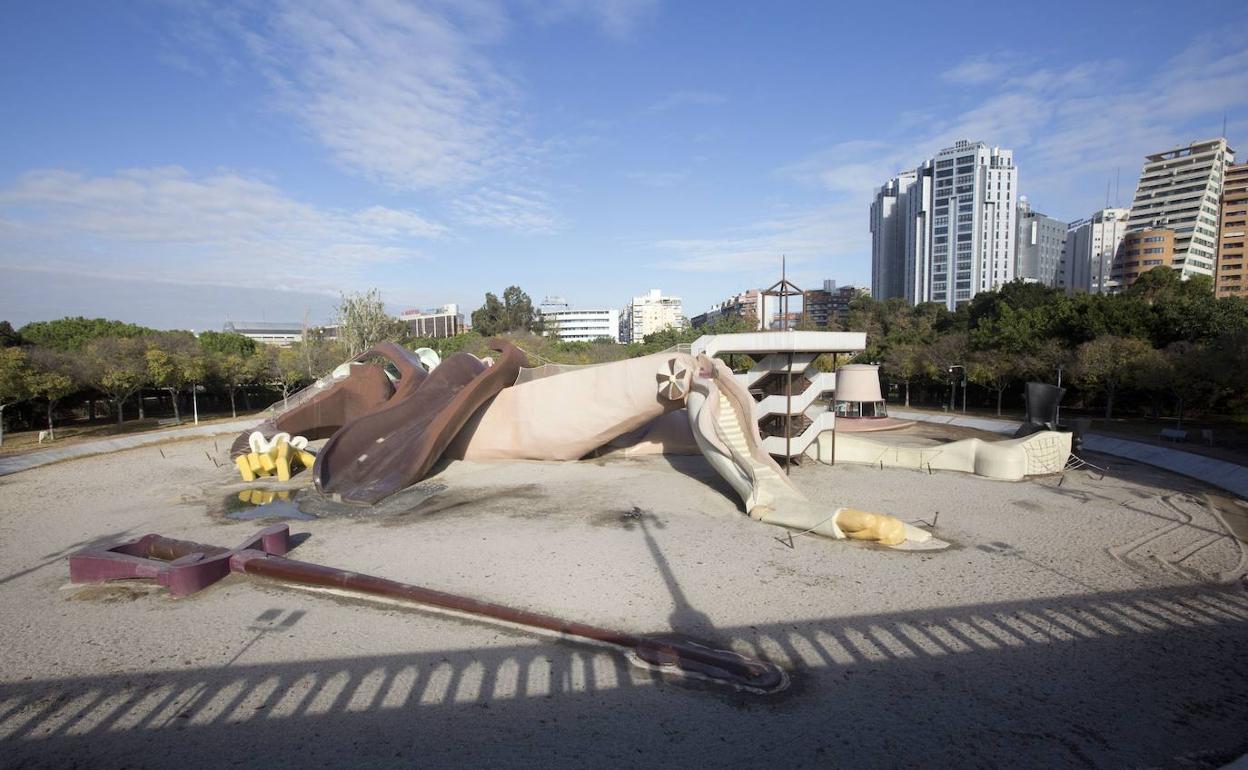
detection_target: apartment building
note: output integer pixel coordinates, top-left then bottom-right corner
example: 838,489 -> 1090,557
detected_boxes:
1015,197 -> 1067,286
1215,162 -> 1248,298
620,289 -> 684,343
538,297 -> 620,342
802,280 -> 864,328
870,172 -> 913,300
870,140 -> 1017,309
399,304 -> 464,338
1059,208 -> 1130,295
689,289 -> 773,330
1117,138 -> 1234,288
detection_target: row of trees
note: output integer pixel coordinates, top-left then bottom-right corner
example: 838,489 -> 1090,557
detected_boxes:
5,271 -> 1243,445
454,271 -> 1248,421
851,270 -> 1248,419
0,323 -> 327,444
0,290 -> 421,444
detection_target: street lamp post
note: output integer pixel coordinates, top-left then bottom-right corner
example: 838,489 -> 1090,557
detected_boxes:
948,365 -> 967,413
1055,364 -> 1064,426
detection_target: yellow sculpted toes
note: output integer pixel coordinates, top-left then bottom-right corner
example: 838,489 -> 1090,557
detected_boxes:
836,508 -> 908,546
275,440 -> 292,482
235,433 -> 317,481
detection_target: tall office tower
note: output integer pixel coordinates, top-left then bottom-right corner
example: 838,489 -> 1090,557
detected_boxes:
1118,138 -> 1234,289
1215,162 -> 1248,298
928,140 -> 1017,308
622,289 -> 684,343
871,140 -> 1017,309
1015,197 -> 1067,286
870,171 -> 914,300
1059,208 -> 1130,295
901,161 -> 934,305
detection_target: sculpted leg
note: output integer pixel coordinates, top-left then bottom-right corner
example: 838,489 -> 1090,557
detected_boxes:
684,354 -> 924,547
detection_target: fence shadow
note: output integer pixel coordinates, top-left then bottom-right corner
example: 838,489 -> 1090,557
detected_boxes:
2,581 -> 1246,768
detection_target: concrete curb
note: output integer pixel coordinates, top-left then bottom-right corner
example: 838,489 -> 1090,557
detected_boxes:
890,408 -> 1248,501
0,418 -> 259,478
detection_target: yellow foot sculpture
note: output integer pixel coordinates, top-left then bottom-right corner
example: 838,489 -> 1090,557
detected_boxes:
834,508 -> 908,546
234,432 -> 316,482
238,488 -> 291,506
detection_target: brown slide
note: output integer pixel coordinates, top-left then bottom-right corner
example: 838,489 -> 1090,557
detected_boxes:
314,340 -> 527,504
228,363 -> 396,458
228,342 -> 433,459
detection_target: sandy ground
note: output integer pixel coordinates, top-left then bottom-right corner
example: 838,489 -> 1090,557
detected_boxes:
0,431 -> 1246,768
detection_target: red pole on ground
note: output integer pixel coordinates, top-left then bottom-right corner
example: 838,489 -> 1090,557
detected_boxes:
70,526 -> 786,693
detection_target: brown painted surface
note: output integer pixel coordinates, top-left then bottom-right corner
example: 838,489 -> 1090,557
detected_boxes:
71,525 -> 786,693
314,340 -> 527,504
229,363 -> 395,457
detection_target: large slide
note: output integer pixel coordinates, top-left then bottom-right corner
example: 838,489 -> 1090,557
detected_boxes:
312,341 -> 527,504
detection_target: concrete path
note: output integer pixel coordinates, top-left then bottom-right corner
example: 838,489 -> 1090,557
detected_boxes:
0,418 -> 258,477
891,408 -> 1248,500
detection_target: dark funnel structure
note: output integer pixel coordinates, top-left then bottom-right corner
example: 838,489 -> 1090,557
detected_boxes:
1013,381 -> 1066,439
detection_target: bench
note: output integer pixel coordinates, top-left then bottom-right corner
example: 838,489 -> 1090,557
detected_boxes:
1159,428 -> 1187,442
157,418 -> 181,427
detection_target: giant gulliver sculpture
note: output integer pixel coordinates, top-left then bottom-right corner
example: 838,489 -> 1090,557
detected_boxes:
232,341 -> 935,547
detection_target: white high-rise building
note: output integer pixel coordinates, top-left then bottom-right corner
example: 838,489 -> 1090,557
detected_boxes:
901,161 -> 934,305
1059,208 -> 1129,295
538,297 -> 620,342
871,140 -> 1017,309
870,172 -> 912,300
1122,137 -> 1233,283
620,289 -> 684,343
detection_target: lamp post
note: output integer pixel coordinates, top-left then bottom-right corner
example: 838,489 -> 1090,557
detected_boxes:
1055,364 -> 1064,426
949,365 -> 966,413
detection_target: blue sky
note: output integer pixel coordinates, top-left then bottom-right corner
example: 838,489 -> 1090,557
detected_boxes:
2,0 -> 1246,330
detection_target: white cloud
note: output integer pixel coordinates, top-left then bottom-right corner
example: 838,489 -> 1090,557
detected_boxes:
451,186 -> 561,234
167,1 -> 585,235
0,166 -> 442,293
653,30 -> 1247,286
786,32 -> 1248,222
174,0 -> 526,192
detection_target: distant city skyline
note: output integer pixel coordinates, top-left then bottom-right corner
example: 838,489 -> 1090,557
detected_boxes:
2,1 -> 1246,329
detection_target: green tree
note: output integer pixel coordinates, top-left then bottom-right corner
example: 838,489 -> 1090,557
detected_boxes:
198,330 -> 257,357
502,286 -> 537,332
146,346 -> 185,423
217,353 -> 252,418
471,292 -> 505,336
26,348 -> 77,439
266,347 -> 308,407
0,321 -> 21,348
84,337 -> 149,426
967,349 -> 1021,416
1072,335 -> 1154,419
18,317 -> 157,351
336,289 -> 401,357
921,332 -> 968,410
0,347 -> 31,446
881,343 -> 923,407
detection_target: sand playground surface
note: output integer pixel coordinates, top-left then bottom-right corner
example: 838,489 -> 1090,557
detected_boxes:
0,424 -> 1246,768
